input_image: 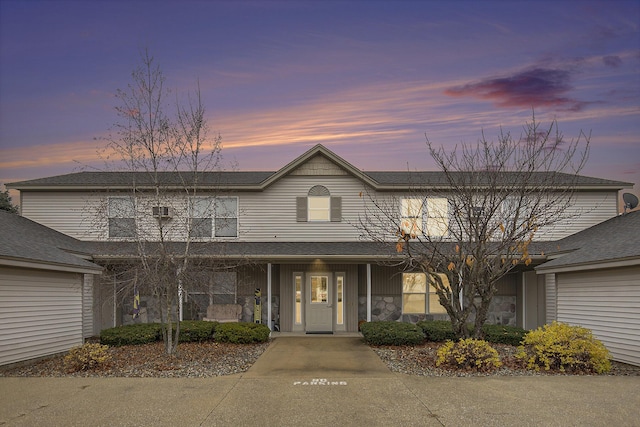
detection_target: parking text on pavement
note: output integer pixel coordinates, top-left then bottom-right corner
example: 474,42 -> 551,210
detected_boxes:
293,378 -> 347,386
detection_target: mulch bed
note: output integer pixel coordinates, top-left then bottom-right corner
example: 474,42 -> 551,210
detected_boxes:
371,342 -> 640,377
1,340 -> 638,378
0,341 -> 269,378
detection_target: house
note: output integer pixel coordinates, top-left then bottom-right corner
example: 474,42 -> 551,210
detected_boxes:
536,210 -> 640,366
0,211 -> 102,366
6,145 -> 632,349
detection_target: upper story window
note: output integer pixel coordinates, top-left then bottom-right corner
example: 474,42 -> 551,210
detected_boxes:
297,185 -> 341,222
191,197 -> 238,238
425,198 -> 449,237
401,198 -> 423,236
108,197 -> 135,238
400,197 -> 449,237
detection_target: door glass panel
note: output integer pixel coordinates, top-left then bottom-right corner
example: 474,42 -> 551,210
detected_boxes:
295,274 -> 302,324
310,276 -> 328,303
336,274 -> 344,325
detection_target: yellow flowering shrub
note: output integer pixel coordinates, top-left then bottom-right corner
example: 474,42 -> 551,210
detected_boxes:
436,338 -> 502,372
64,343 -> 111,372
516,322 -> 611,374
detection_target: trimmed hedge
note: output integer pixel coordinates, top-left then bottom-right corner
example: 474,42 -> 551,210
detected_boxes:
417,320 -> 457,342
482,324 -> 527,346
214,322 -> 271,344
100,323 -> 162,346
360,321 -> 425,346
417,320 -> 527,346
179,320 -> 218,342
100,321 -> 219,346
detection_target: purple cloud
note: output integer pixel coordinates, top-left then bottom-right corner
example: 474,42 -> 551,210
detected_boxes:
445,68 -> 589,111
603,55 -> 622,68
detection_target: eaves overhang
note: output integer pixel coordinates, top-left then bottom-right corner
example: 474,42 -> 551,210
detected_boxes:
0,256 -> 103,274
535,256 -> 640,274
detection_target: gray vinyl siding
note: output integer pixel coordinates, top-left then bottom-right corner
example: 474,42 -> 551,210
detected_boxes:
82,274 -> 94,338
239,176 -> 367,241
521,271 -> 546,330
20,192 -> 103,240
0,267 -> 83,366
545,273 -> 557,323
358,264 -> 401,296
556,266 -> 640,366
534,191 -> 619,240
17,184 -> 620,243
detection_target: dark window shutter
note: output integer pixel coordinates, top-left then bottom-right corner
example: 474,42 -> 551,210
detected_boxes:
296,197 -> 307,222
330,196 -> 342,222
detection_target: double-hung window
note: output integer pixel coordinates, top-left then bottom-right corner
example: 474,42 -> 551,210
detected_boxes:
401,198 -> 423,236
191,197 -> 238,238
402,272 -> 449,315
308,196 -> 330,221
426,198 -> 449,237
214,197 -> 238,237
401,197 -> 449,238
108,197 -> 135,238
296,185 -> 341,222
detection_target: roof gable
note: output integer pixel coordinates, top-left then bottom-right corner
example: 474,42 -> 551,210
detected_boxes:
259,144 -> 378,188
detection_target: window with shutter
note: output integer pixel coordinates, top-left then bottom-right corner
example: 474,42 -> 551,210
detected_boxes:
297,186 -> 341,223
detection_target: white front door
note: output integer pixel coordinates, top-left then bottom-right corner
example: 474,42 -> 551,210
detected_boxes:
306,274 -> 333,332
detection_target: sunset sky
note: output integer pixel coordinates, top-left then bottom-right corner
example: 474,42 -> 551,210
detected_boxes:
1,0 -> 639,198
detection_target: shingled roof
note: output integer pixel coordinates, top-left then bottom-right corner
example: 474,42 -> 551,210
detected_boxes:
537,210 -> 640,272
0,211 -> 101,272
7,145 -> 632,192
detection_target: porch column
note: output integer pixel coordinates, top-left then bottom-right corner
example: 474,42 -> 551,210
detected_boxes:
267,263 -> 272,330
366,263 -> 372,322
521,272 -> 526,330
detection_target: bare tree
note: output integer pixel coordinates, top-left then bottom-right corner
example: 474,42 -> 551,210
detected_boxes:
358,116 -> 590,338
97,50 -> 226,355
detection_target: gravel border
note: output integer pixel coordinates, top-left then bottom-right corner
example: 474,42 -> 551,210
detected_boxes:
1,340 -> 638,378
371,342 -> 640,377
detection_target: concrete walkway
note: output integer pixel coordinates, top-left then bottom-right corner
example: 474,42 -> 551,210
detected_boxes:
1,336 -> 639,426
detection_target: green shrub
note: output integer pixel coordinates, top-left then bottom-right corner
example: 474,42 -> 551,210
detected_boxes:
100,323 -> 162,346
64,343 -> 111,372
417,320 -> 457,342
178,320 -> 217,342
360,321 -> 425,346
481,324 -> 527,346
418,320 -> 527,346
516,322 -> 611,374
436,338 -> 502,372
214,322 -> 271,344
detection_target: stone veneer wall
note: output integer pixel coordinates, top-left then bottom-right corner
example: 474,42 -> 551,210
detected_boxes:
358,296 -> 402,322
484,296 -> 516,326
120,295 -> 280,328
358,295 -> 516,326
239,295 -> 279,327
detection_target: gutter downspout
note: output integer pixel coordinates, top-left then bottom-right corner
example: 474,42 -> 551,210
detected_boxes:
267,263 -> 272,330
367,263 -> 372,322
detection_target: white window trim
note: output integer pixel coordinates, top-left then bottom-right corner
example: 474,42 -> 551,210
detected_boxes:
108,196 -> 136,239
214,196 -> 239,238
402,272 -> 449,315
335,272 -> 345,326
190,196 -> 239,239
307,196 -> 330,222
